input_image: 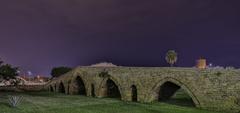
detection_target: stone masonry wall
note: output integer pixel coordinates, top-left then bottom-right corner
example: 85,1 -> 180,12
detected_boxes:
46,67 -> 240,113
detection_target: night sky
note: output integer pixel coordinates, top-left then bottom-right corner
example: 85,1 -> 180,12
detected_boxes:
0,0 -> 240,76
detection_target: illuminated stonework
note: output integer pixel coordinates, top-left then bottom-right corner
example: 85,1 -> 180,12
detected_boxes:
46,67 -> 240,113
196,59 -> 207,69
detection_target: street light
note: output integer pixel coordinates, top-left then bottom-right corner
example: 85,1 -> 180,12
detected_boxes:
27,71 -> 32,82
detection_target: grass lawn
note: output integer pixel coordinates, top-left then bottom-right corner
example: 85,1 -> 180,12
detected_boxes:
0,91 -> 227,113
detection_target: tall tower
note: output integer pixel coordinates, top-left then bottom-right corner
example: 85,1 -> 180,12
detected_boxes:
196,58 -> 207,69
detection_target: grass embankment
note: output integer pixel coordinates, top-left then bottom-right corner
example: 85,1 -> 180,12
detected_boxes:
0,91 -> 226,113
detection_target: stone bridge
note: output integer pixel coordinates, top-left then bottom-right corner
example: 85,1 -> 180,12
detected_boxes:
46,67 -> 240,113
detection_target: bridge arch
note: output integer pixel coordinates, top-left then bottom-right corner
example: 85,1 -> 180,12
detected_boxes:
49,85 -> 54,92
91,84 -> 95,97
98,76 -> 123,99
131,85 -> 138,102
150,77 -> 200,107
59,82 -> 66,94
72,76 -> 87,95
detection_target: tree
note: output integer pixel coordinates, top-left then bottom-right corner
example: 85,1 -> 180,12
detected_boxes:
0,64 -> 19,85
0,59 -> 20,86
165,50 -> 178,67
0,64 -> 19,80
51,67 -> 72,78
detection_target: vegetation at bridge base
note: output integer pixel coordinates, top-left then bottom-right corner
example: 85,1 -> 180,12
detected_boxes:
0,91 -> 228,113
50,66 -> 72,78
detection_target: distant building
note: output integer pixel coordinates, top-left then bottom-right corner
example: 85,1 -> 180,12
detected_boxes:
19,75 -> 49,85
196,58 -> 207,69
34,75 -> 50,83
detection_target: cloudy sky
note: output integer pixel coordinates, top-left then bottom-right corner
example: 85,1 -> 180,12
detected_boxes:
0,0 -> 239,76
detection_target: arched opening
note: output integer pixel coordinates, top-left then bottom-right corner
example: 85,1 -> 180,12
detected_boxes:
158,81 -> 195,107
91,84 -> 95,97
50,86 -> 54,92
75,76 -> 86,95
59,82 -> 65,94
106,79 -> 121,99
131,85 -> 138,102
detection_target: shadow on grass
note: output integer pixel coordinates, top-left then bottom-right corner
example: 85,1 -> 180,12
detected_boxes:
0,101 -> 12,108
22,91 -> 57,96
162,98 -> 195,107
160,89 -> 196,108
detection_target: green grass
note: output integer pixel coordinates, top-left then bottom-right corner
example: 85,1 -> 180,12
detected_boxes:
0,91 -> 227,113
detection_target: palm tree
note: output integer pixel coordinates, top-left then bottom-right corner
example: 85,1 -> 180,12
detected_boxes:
165,50 -> 178,67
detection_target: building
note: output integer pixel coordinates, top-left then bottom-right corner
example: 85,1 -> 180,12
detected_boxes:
196,58 -> 207,69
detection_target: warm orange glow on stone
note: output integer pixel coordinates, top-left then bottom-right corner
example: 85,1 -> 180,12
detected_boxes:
196,59 -> 207,69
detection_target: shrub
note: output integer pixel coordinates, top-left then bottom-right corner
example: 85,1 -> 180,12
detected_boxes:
51,67 -> 72,78
98,71 -> 109,78
8,95 -> 23,108
215,72 -> 222,76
